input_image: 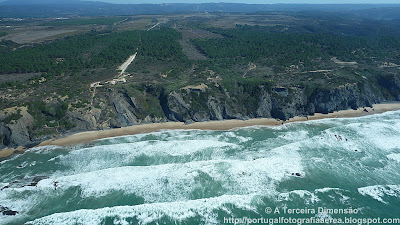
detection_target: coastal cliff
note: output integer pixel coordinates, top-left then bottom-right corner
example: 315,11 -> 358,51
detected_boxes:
1,10 -> 400,157
159,81 -> 383,122
1,76 -> 397,151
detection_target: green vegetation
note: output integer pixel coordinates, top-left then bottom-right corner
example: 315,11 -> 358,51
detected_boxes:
0,40 -> 19,54
139,28 -> 187,62
0,81 -> 24,89
0,28 -> 189,81
128,28 -> 192,87
42,17 -> 126,26
0,30 -> 141,75
27,101 -> 73,130
1,13 -> 400,142
193,27 -> 400,71
0,32 -> 7,37
0,112 -> 22,124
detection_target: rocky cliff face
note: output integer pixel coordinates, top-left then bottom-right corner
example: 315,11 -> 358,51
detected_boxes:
158,81 -> 385,123
378,74 -> 400,100
1,76 -> 399,150
309,83 -> 382,114
0,107 -> 34,149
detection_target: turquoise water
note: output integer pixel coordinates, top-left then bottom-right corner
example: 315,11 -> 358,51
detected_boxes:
1,111 -> 400,225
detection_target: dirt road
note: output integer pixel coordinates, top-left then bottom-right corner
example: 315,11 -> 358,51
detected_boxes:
117,52 -> 137,75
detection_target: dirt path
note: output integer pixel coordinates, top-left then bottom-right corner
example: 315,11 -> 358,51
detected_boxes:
117,52 -> 137,75
243,62 -> 257,78
147,22 -> 161,31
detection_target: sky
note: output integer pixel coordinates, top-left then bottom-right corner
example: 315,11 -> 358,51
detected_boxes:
95,0 -> 400,3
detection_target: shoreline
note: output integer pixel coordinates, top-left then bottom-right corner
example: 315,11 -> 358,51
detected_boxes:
1,102 -> 400,159
0,146 -> 26,160
36,102 -> 400,147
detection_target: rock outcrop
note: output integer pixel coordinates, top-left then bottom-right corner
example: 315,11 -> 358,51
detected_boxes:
0,107 -> 34,149
1,74 -> 400,152
0,205 -> 18,216
309,83 -> 381,114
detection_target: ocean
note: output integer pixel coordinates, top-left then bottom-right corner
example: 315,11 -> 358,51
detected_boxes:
1,110 -> 400,225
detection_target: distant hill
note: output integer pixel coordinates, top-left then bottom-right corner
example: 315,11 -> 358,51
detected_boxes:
0,0 -> 108,5
0,2 -> 399,18
353,7 -> 400,20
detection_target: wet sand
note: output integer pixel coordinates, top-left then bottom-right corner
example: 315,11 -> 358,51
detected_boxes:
1,103 -> 399,160
0,146 -> 25,159
35,102 -> 400,147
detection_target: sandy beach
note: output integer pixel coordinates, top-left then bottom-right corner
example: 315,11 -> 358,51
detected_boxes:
0,146 -> 25,159
0,102 -> 399,160
34,102 -> 400,148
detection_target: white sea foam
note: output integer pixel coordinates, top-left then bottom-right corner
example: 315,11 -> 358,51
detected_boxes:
344,122 -> 400,151
277,190 -> 319,204
310,157 -> 325,162
306,110 -> 400,126
48,156 -> 61,162
98,129 -> 251,144
277,187 -> 354,206
3,110 -> 400,225
26,194 -> 257,225
1,130 -> 303,223
387,154 -> 400,163
93,130 -> 211,148
37,150 -> 303,201
60,139 -> 239,174
221,131 -> 253,142
80,139 -> 235,157
0,188 -> 44,224
358,185 -> 400,203
315,188 -> 351,204
280,130 -> 310,141
314,187 -> 341,193
29,145 -> 61,154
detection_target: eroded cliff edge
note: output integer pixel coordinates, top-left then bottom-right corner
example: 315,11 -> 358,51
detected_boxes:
1,74 -> 399,151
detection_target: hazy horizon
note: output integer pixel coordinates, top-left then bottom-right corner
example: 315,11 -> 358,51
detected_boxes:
1,0 -> 400,4
90,0 -> 400,4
